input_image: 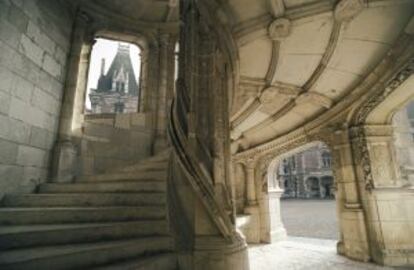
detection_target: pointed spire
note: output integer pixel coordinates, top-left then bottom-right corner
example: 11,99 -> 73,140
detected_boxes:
118,43 -> 130,54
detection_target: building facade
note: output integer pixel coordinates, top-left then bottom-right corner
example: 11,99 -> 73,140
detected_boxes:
278,143 -> 334,199
89,43 -> 139,114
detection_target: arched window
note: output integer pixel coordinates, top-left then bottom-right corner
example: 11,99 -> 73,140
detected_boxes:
321,152 -> 331,168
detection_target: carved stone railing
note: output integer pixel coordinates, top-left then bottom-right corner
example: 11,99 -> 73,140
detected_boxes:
167,94 -> 238,242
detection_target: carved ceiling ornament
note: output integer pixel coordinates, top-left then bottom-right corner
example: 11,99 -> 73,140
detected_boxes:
334,0 -> 366,22
268,18 -> 291,41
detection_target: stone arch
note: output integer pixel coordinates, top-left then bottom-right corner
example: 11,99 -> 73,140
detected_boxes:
343,60 -> 414,265
257,140 -> 337,244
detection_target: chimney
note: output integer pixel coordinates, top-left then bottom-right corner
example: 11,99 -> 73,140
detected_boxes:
100,58 -> 105,76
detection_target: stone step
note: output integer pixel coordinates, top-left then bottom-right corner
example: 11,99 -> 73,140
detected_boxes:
120,160 -> 169,173
38,181 -> 166,193
93,253 -> 177,270
80,170 -> 167,182
2,193 -> 165,207
0,220 -> 169,250
0,237 -> 172,270
0,206 -> 165,225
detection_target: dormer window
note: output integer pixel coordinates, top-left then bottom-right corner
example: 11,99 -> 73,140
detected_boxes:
86,38 -> 141,114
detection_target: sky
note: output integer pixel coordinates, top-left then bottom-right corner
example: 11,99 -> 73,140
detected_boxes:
85,38 -> 141,109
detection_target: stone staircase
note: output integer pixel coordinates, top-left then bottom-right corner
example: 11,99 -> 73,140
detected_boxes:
0,151 -> 177,270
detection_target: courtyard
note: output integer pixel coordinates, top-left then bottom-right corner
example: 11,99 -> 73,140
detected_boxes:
248,199 -> 406,270
280,199 -> 338,240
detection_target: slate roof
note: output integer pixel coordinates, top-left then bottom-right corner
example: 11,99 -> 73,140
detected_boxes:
96,44 -> 139,96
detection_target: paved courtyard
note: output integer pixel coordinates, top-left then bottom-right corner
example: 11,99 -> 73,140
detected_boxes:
248,199 -> 408,270
248,237 -> 401,270
280,199 -> 338,239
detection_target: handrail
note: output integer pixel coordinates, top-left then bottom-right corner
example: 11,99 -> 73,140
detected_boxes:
167,97 -> 238,242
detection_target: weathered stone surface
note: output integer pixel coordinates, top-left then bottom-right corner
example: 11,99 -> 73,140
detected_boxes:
19,35 -> 44,66
0,114 -> 30,144
16,145 -> 46,167
0,140 -> 18,164
0,91 -> 11,115
0,0 -> 72,196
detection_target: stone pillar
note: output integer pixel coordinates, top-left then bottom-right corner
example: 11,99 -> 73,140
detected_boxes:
245,161 -> 257,205
392,107 -> 414,185
242,160 -> 261,243
268,188 -> 287,242
332,128 -> 370,262
359,125 -> 414,266
153,34 -> 172,153
52,12 -> 91,183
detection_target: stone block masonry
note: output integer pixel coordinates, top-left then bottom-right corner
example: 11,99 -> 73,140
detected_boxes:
0,0 -> 74,199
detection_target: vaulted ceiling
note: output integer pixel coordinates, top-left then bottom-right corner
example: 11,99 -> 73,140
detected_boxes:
71,0 -> 179,25
228,0 -> 414,153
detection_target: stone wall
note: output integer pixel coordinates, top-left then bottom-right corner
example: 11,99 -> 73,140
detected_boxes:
0,0 -> 74,198
80,113 -> 152,175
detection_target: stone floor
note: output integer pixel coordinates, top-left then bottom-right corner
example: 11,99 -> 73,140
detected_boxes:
248,237 -> 398,270
281,199 -> 338,239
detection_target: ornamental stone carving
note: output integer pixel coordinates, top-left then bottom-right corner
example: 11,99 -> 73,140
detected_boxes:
334,0 -> 366,22
268,18 -> 291,40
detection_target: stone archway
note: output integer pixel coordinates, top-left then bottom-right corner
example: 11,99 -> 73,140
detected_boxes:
347,72 -> 414,266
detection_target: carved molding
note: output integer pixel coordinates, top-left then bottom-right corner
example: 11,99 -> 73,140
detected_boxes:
233,32 -> 414,163
234,20 -> 342,134
233,0 -> 334,46
334,0 -> 366,22
304,21 -> 342,91
231,79 -> 300,128
265,41 -> 280,84
354,58 -> 414,126
349,58 -> 414,190
260,86 -> 299,104
268,18 -> 291,40
295,92 -> 333,109
268,0 -> 285,17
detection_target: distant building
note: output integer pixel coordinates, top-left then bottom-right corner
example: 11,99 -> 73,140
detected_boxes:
89,43 -> 139,114
278,143 -> 334,199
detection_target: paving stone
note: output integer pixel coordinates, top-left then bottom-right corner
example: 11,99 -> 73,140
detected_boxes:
281,199 -> 339,240
249,237 -> 397,270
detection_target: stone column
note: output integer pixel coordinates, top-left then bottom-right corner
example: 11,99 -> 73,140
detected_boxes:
332,128 -> 370,262
268,188 -> 287,242
245,160 -> 257,205
153,34 -> 171,153
52,12 -> 91,183
243,160 -> 261,243
359,125 -> 414,266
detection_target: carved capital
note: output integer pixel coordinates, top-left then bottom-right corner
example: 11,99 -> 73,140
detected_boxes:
268,18 -> 291,41
334,0 -> 366,22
